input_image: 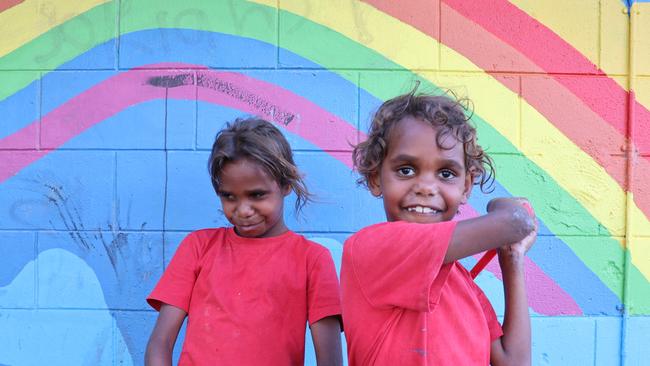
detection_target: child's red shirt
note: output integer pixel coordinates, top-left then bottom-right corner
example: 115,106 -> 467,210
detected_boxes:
341,221 -> 502,365
147,228 -> 341,365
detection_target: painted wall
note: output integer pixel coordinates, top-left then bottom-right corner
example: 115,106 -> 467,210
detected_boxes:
1,0 -> 649,364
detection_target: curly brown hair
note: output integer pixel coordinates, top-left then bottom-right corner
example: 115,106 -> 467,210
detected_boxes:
208,117 -> 312,213
353,88 -> 495,193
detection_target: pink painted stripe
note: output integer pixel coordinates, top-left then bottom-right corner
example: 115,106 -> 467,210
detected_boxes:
482,255 -> 581,315
457,206 -> 582,315
442,0 -> 650,154
0,0 -> 24,12
0,63 -> 360,182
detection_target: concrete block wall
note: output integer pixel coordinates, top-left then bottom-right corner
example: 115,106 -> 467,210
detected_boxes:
1,0 -> 649,364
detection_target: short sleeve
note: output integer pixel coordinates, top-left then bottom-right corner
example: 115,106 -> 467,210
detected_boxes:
346,221 -> 456,312
306,248 -> 342,325
472,281 -> 504,341
147,232 -> 202,312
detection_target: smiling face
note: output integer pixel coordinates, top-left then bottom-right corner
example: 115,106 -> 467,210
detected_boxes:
217,158 -> 290,238
370,116 -> 473,223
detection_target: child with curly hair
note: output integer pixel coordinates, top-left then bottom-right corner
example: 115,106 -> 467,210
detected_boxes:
341,90 -> 537,365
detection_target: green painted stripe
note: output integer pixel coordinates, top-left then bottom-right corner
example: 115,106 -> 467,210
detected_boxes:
0,2 -> 116,100
1,0 -> 648,309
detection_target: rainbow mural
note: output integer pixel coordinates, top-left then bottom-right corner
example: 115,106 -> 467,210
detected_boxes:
1,0 -> 649,364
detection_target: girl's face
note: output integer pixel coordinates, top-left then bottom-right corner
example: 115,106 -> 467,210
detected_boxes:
369,116 -> 473,223
217,158 -> 290,238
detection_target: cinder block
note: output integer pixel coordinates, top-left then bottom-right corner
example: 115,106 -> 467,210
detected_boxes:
245,70 -> 359,148
0,232 -> 36,308
595,316 -> 622,365
38,232 -> 163,310
116,151 -> 166,230
624,316 -> 650,365
196,71 -> 358,151
41,70 -> 166,150
0,73 -> 39,147
600,0 -> 629,75
165,151 -> 227,231
114,310 -> 158,366
627,238 -> 650,315
635,4 -> 650,76
521,75 -> 626,156
0,309 -> 114,365
0,150 -> 114,230
279,0 -> 437,70
630,160 -> 650,237
634,77 -> 650,155
492,154 -> 611,236
288,152 -> 373,232
41,71 -> 115,116
167,97 -> 197,150
163,231 -> 191,268
119,1 -> 277,69
531,317 -> 595,365
531,236 -> 624,316
196,103 -> 255,150
0,1 -> 116,71
516,1 -> 600,72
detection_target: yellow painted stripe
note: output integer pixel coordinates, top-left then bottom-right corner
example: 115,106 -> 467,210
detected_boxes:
510,0 -> 628,77
635,3 -> 650,77
254,0 -> 650,280
0,0 -> 110,58
511,0 -> 650,113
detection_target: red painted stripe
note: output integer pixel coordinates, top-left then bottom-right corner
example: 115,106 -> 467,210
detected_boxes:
0,0 -> 24,12
441,0 -> 650,154
363,0 -> 650,223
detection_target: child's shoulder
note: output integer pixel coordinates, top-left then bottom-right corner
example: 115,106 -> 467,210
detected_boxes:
186,227 -> 229,240
179,227 -> 230,252
288,231 -> 332,255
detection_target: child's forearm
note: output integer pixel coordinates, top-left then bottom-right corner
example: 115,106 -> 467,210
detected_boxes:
496,252 -> 531,366
144,339 -> 174,366
446,199 -> 535,263
310,316 -> 343,366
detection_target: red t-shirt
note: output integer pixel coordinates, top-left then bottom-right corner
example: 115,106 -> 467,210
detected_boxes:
147,228 -> 342,365
341,221 -> 503,365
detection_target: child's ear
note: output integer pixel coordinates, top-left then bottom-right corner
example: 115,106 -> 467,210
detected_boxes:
461,172 -> 473,204
282,185 -> 292,197
368,173 -> 382,197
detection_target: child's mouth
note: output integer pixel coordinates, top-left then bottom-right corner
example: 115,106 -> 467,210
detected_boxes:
405,206 -> 441,214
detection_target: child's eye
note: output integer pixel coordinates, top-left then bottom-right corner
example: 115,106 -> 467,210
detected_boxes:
397,167 -> 415,177
439,169 -> 457,180
251,191 -> 267,199
218,192 -> 235,201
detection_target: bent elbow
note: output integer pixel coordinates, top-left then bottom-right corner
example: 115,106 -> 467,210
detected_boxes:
505,206 -> 536,242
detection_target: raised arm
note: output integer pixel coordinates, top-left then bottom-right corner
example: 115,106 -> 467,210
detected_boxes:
490,218 -> 537,366
310,316 -> 343,366
145,304 -> 187,366
445,197 -> 535,263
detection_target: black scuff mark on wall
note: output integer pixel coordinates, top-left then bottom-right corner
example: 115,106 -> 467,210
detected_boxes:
196,72 -> 296,126
145,73 -> 194,88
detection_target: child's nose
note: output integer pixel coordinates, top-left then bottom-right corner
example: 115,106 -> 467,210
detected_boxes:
414,175 -> 440,196
236,201 -> 255,217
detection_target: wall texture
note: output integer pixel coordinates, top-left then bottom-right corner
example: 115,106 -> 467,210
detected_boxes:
1,0 -> 649,365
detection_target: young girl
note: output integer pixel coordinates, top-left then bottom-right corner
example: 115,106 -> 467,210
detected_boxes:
145,118 -> 343,365
341,90 -> 537,365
